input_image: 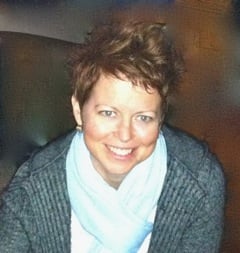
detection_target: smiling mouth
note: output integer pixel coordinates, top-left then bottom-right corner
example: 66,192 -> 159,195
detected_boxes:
108,146 -> 133,156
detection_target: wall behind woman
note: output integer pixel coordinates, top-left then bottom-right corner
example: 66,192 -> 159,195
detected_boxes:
166,2 -> 239,253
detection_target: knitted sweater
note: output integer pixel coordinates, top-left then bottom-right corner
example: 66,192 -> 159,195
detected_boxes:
0,124 -> 225,253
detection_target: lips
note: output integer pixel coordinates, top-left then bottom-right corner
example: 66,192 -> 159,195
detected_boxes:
108,145 -> 133,156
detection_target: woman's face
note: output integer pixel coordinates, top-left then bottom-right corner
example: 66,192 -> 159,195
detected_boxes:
72,74 -> 163,187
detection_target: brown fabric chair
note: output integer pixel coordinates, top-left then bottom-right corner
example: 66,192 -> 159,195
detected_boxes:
0,32 -> 76,190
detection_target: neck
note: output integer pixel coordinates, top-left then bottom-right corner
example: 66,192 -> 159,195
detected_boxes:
100,171 -> 127,189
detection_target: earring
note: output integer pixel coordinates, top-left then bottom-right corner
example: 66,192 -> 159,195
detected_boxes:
76,125 -> 82,131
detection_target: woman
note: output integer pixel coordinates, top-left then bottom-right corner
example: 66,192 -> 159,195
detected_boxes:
0,21 -> 225,252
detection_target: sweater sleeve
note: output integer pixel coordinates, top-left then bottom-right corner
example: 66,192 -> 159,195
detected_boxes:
0,162 -> 32,253
179,152 -> 226,253
0,195 -> 30,252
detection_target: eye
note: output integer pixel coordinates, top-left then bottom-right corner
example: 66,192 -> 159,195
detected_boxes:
99,110 -> 116,117
136,115 -> 153,123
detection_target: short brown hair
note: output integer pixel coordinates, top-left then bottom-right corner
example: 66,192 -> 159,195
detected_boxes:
68,21 -> 184,111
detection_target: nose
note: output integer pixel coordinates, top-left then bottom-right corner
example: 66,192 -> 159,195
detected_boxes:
116,119 -> 133,142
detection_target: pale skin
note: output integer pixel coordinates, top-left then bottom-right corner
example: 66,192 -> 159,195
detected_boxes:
72,73 -> 163,188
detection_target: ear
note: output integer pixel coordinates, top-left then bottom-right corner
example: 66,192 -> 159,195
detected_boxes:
71,95 -> 82,126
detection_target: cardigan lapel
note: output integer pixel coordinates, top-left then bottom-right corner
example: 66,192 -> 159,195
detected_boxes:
29,134 -> 73,253
148,155 -> 205,252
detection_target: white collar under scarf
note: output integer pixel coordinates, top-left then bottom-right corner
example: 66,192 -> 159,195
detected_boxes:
66,131 -> 167,253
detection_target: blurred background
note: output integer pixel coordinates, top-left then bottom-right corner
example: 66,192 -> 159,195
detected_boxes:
0,0 -> 239,252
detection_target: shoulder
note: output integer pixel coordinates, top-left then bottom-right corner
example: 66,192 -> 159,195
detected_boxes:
3,130 -> 75,193
0,131 -> 75,235
162,124 -> 225,193
29,130 -> 75,173
162,124 -> 207,164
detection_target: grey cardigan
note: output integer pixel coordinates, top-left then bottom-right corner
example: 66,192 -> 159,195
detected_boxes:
0,125 -> 225,253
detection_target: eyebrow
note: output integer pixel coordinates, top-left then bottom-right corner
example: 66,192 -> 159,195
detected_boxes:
95,104 -> 116,109
95,104 -> 158,115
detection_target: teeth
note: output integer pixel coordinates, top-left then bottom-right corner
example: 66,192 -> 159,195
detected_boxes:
109,146 -> 132,156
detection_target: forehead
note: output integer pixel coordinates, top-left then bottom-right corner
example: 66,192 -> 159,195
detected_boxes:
87,73 -> 161,110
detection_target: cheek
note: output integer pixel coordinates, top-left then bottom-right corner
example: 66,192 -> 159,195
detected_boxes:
83,118 -> 113,140
135,127 -> 160,162
135,125 -> 160,144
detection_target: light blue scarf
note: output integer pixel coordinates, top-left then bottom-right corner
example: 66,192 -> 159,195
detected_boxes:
66,131 -> 167,253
